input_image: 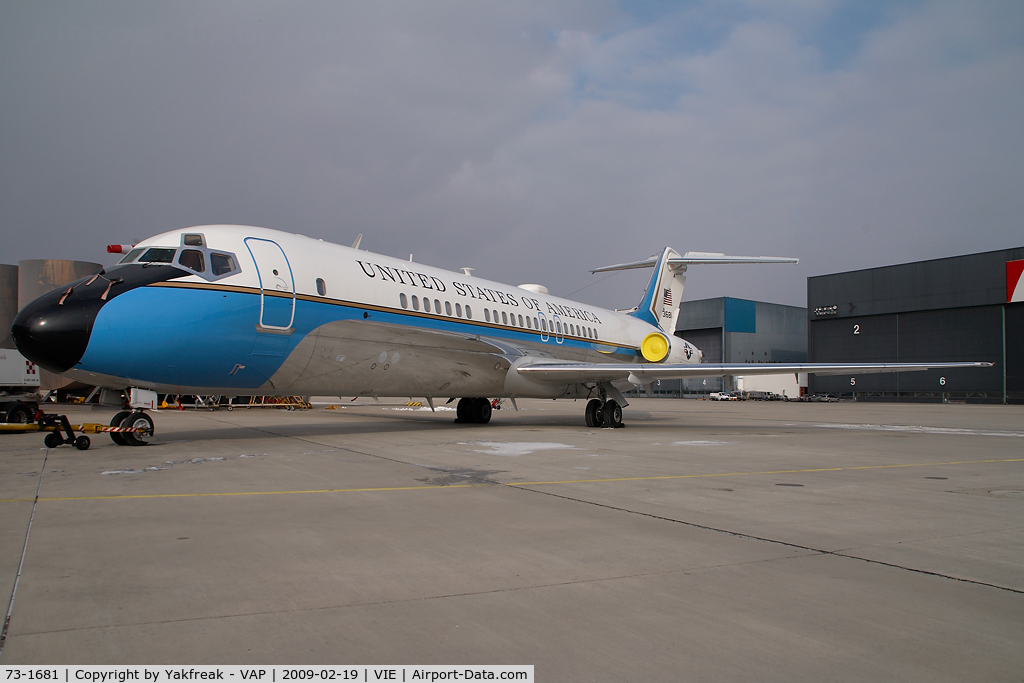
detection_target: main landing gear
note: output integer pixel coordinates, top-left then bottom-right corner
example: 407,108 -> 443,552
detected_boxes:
455,397 -> 492,424
585,398 -> 623,428
109,410 -> 155,446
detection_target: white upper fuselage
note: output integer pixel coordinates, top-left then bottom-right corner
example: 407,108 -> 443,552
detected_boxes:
62,225 -> 701,398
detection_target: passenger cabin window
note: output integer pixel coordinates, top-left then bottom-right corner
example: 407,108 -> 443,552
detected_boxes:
210,253 -> 236,276
412,295 -> 420,311
178,249 -> 205,272
445,301 -> 452,316
119,248 -> 144,264
424,298 -> 431,313
455,303 -> 462,317
466,305 -> 472,319
183,234 -> 205,247
139,248 -> 176,263
436,299 -> 443,315
518,315 -> 524,327
502,311 -> 508,325
484,309 -> 490,322
400,293 -> 408,309
316,278 -> 326,296
534,317 -> 539,329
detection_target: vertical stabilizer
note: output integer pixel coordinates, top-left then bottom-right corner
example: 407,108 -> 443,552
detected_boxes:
629,248 -> 686,334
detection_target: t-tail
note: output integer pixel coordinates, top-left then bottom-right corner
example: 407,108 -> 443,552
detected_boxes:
592,249 -> 800,335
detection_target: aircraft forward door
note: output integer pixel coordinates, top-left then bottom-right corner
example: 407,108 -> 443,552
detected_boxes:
244,237 -> 295,330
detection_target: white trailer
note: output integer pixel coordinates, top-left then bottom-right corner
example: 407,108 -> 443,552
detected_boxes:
0,348 -> 42,424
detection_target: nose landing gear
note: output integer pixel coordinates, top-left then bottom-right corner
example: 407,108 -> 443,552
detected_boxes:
114,411 -> 155,446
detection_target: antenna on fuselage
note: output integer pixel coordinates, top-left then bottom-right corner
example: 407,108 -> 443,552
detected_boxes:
351,234 -> 363,249
461,267 -> 474,276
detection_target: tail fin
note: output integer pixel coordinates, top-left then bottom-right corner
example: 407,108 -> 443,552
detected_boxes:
591,249 -> 799,335
634,248 -> 686,334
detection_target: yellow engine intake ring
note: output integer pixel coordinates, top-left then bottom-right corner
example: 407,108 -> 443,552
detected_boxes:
641,332 -> 670,362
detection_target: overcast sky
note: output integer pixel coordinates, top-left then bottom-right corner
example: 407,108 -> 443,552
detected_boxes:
2,1 -> 1022,309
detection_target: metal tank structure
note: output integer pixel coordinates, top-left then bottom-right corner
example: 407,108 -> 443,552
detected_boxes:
18,259 -> 103,391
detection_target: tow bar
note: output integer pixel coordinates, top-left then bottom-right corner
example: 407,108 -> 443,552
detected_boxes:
0,411 -> 150,450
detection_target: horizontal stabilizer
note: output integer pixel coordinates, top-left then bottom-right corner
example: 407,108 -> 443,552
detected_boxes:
517,361 -> 993,384
591,252 -> 798,273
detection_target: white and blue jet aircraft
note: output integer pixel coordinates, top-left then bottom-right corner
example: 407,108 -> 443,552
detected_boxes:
11,225 -> 989,444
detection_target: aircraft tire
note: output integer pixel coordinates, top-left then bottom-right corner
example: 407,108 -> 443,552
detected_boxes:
109,410 -> 132,445
585,399 -> 603,428
603,400 -> 623,428
120,411 -> 154,446
475,398 -> 492,424
456,398 -> 473,423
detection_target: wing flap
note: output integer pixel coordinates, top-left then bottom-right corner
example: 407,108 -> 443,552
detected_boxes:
516,362 -> 993,384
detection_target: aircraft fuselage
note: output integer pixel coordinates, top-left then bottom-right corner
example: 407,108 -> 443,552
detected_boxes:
12,225 -> 699,400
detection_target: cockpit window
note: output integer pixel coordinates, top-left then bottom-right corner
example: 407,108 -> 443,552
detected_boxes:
139,248 -> 176,263
210,253 -> 236,276
178,249 -> 205,273
119,248 -> 144,264
183,234 -> 205,247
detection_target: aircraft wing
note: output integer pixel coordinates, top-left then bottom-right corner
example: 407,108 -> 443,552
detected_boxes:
516,361 -> 993,383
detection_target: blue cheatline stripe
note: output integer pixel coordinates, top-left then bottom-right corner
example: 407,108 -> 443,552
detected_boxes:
80,285 -> 640,389
629,251 -> 665,328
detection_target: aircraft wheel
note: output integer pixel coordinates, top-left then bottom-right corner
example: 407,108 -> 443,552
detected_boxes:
456,398 -> 473,423
44,432 -> 62,449
74,435 -> 91,451
121,411 -> 154,446
603,400 -> 623,428
585,399 -> 603,428
475,398 -> 492,424
109,410 -> 132,445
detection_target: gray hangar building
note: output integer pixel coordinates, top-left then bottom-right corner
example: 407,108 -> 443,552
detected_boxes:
807,246 -> 1024,403
665,297 -> 808,397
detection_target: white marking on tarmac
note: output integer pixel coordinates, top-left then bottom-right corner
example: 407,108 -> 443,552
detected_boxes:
386,406 -> 456,412
467,441 -> 577,457
672,440 -> 729,446
818,424 -> 1024,438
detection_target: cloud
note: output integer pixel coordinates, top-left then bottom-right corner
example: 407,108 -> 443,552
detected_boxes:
1,1 -> 1021,310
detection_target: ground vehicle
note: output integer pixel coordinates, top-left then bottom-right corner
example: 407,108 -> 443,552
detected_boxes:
0,348 -> 41,425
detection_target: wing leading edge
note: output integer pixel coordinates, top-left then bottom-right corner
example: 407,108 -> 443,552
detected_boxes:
516,361 -> 994,384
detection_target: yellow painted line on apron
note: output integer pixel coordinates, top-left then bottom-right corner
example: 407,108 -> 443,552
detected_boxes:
0,458 -> 1019,503
505,458 -> 1024,487
0,483 -> 481,503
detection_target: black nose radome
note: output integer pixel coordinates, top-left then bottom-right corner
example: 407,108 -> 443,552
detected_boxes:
12,276 -> 103,373
12,263 -> 191,374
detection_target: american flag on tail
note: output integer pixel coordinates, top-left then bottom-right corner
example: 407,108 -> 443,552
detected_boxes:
662,288 -> 672,306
